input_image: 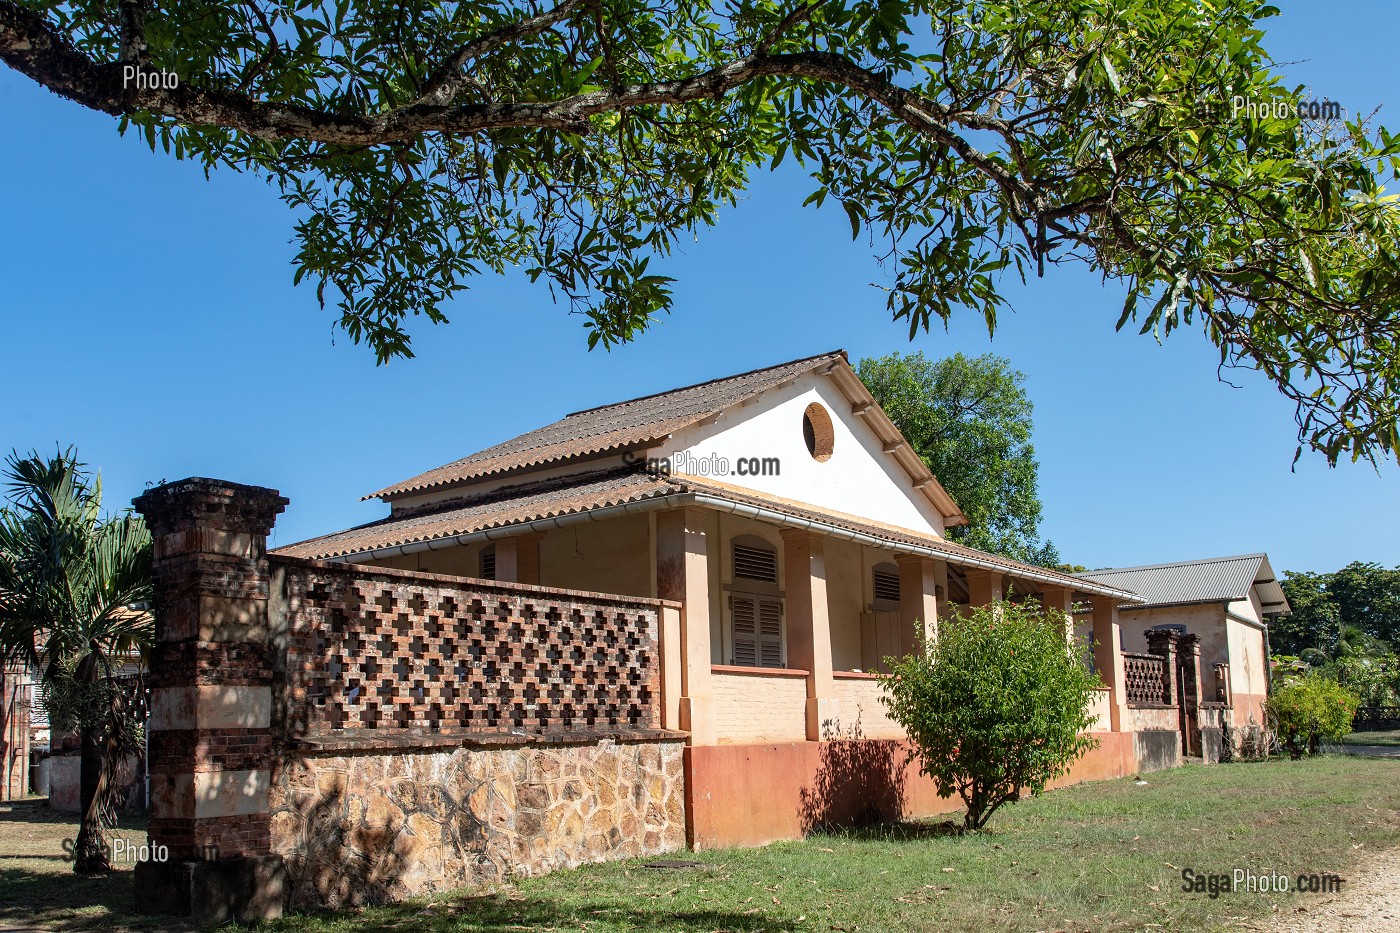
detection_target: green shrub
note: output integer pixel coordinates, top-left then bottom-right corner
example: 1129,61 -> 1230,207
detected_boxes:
1266,675 -> 1360,758
879,600 -> 1100,831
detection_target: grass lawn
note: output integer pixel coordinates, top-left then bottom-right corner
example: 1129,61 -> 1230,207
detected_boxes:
1341,729 -> 1400,747
3,756 -> 1399,932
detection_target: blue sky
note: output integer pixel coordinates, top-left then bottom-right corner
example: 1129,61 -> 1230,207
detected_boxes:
1,2 -> 1395,575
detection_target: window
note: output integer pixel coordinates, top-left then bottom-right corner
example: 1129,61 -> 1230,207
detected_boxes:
802,402 -> 835,461
730,594 -> 784,667
479,545 -> 496,580
728,535 -> 783,666
873,563 -> 901,603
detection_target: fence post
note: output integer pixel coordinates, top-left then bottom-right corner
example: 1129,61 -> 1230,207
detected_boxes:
1144,629 -> 1180,706
132,478 -> 289,924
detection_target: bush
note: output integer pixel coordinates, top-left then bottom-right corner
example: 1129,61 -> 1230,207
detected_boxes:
1265,675 -> 1360,758
879,600 -> 1100,831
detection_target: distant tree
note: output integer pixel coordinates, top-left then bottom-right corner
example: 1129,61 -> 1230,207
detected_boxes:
2,1 -> 1399,465
880,600 -> 1099,830
1266,674 -> 1359,758
0,450 -> 153,874
858,351 -> 1060,566
1275,563 -> 1400,656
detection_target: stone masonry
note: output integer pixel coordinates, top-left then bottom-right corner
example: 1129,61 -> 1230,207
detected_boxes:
270,737 -> 686,907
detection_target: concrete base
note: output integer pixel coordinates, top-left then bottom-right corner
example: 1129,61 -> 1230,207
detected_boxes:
134,854 -> 287,926
686,731 -> 1174,849
1133,729 -> 1183,772
1200,726 -> 1225,763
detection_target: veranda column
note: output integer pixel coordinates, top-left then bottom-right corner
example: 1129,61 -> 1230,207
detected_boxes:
494,531 -> 543,584
895,554 -> 940,656
780,528 -> 836,741
1090,594 -> 1129,732
1038,584 -> 1077,649
655,508 -> 715,745
132,478 -> 289,923
964,568 -> 1005,607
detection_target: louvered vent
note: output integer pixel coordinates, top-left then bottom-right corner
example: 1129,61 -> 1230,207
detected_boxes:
873,568 -> 901,602
480,547 -> 496,581
733,544 -> 777,583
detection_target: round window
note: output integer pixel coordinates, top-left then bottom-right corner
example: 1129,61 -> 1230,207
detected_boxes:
802,402 -> 834,462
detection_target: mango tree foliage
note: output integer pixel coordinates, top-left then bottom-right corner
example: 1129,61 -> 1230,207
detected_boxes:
3,0 -> 1399,464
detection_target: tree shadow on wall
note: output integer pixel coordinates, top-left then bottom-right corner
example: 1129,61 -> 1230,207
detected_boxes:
280,778 -> 410,909
798,719 -> 908,835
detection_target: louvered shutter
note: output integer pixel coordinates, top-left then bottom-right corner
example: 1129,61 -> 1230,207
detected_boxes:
757,599 -> 784,667
730,594 -> 784,667
730,595 -> 759,666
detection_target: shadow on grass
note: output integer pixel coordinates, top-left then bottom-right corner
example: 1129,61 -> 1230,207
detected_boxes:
273,890 -> 801,933
812,817 -> 969,843
0,798 -> 166,933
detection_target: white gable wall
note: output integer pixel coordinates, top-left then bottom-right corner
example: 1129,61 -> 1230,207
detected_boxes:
653,371 -> 947,537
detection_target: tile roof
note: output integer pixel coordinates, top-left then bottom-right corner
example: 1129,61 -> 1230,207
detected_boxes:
275,468 -> 1138,601
365,351 -> 848,501
1075,554 -> 1291,614
276,470 -> 681,560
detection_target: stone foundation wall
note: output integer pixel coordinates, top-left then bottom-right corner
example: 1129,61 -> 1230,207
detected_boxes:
269,736 -> 686,908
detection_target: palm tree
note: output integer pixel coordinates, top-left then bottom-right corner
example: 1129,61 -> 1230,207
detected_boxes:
0,449 -> 153,874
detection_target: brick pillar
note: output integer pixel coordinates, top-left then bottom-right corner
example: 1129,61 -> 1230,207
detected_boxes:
655,509 -> 715,746
132,478 -> 289,924
1038,584 -> 1077,651
1176,633 -> 1205,756
1090,595 -> 1129,732
964,568 -> 1005,608
895,555 -> 940,656
495,532 -> 543,584
780,528 -> 836,741
1144,629 -> 1181,706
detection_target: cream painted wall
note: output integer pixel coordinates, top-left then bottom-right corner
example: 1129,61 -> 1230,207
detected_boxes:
538,513 -> 652,596
1226,617 -> 1269,701
654,371 -> 948,535
1118,603 -> 1230,670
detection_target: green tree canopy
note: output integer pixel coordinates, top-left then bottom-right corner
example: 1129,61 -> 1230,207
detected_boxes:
1274,562 -> 1400,657
858,350 -> 1059,566
4,0 -> 1399,464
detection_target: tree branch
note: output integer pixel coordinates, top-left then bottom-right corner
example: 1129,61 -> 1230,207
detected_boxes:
416,0 -> 589,107
1,0 -> 1031,202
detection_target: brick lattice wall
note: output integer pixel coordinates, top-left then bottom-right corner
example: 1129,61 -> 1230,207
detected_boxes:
1123,652 -> 1168,706
276,560 -> 662,738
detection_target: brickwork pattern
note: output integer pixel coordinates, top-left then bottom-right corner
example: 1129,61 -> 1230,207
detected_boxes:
1123,652 -> 1168,705
280,562 -> 661,737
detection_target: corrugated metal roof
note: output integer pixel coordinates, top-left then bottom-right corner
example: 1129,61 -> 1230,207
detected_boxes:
1075,554 -> 1291,614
